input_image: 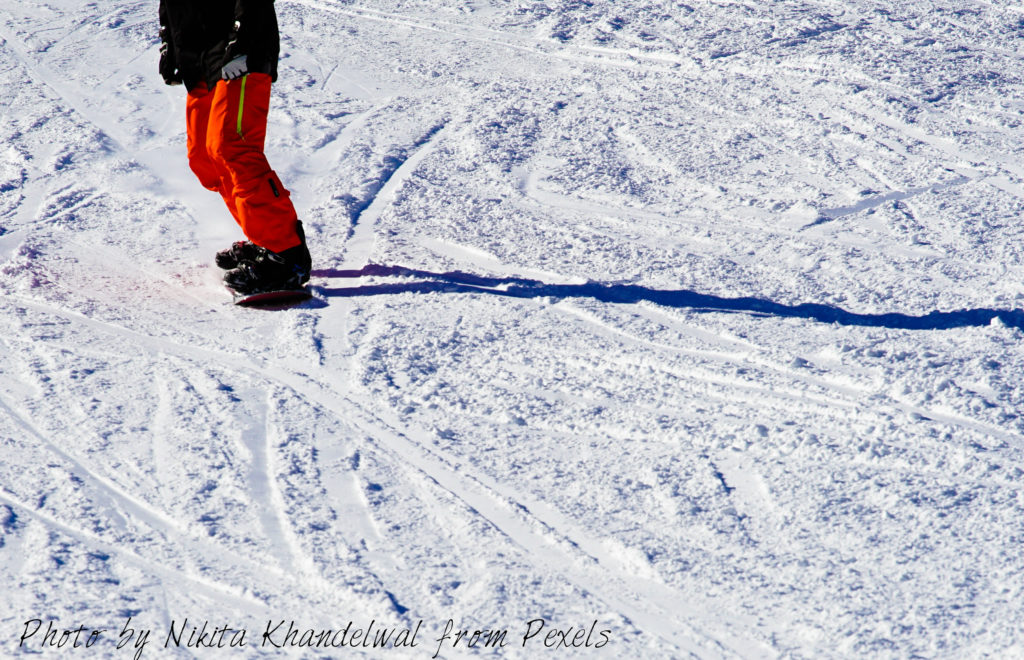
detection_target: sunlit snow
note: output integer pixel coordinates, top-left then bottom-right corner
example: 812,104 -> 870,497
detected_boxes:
2,1 -> 1024,658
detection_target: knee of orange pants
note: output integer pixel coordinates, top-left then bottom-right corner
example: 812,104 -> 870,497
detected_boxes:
188,142 -> 242,225
187,150 -> 229,193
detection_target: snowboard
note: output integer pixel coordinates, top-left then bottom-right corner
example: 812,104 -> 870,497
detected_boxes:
231,286 -> 312,307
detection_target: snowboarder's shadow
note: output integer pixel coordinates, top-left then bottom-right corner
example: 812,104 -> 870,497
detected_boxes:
312,264 -> 1024,332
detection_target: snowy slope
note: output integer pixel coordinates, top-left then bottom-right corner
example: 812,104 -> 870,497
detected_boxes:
2,0 -> 1024,657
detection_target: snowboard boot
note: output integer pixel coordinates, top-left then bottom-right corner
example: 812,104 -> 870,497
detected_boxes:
217,221 -> 311,271
292,220 -> 312,276
223,222 -> 311,294
215,241 -> 260,270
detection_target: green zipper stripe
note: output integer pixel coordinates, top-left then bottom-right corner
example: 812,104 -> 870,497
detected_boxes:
236,74 -> 248,140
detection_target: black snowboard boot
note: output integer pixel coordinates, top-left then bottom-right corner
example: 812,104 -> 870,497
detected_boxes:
215,241 -> 260,270
292,220 -> 312,276
222,222 -> 311,294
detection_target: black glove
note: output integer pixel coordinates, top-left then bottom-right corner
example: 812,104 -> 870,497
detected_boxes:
158,27 -> 181,86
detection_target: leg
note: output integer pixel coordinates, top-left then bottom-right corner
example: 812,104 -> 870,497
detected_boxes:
206,74 -> 303,255
185,83 -> 240,224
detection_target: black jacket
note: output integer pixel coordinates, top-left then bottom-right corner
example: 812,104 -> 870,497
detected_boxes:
159,0 -> 280,90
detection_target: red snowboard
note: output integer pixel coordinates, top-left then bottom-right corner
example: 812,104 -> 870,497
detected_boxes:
231,287 -> 312,307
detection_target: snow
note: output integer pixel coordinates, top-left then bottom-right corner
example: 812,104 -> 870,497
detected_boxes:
2,0 -> 1024,657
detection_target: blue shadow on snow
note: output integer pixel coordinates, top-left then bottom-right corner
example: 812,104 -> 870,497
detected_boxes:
312,264 -> 1024,332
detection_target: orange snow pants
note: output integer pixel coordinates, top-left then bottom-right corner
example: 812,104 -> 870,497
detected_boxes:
186,73 -> 302,254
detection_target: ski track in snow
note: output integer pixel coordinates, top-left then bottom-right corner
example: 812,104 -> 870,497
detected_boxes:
3,0 -> 1024,658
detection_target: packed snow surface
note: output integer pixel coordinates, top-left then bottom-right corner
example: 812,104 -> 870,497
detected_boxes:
2,0 -> 1024,657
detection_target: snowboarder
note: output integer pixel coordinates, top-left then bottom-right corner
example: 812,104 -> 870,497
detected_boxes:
158,0 -> 311,296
